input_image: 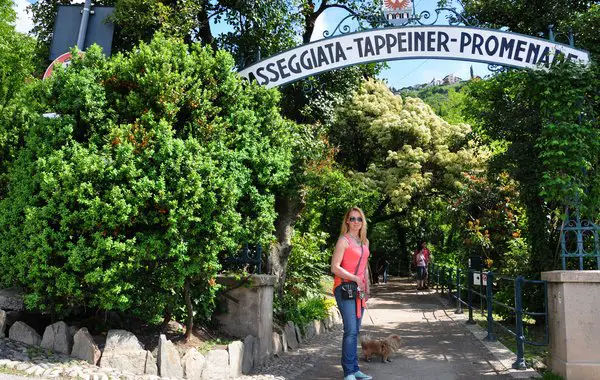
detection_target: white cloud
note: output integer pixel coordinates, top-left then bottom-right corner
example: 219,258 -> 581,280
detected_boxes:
310,7 -> 357,42
13,0 -> 34,34
310,12 -> 329,42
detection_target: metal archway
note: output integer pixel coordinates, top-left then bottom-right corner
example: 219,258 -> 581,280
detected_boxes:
239,1 -> 590,88
239,25 -> 589,88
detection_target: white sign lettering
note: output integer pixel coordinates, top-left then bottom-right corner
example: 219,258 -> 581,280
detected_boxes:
239,26 -> 590,88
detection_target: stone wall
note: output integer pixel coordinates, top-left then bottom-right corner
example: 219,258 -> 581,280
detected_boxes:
214,274 -> 275,365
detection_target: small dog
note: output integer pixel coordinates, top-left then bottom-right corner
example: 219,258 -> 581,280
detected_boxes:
360,334 -> 401,362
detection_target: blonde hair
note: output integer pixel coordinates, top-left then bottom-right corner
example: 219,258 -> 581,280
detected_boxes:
339,207 -> 368,244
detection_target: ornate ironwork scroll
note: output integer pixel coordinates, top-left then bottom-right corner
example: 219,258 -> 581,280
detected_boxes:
548,25 -> 575,47
323,11 -> 388,39
403,7 -> 480,27
560,208 -> 600,270
224,244 -> 263,274
321,1 -> 481,39
487,64 -> 509,74
301,77 -> 327,96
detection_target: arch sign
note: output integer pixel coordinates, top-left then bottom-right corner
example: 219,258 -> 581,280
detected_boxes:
239,26 -> 590,89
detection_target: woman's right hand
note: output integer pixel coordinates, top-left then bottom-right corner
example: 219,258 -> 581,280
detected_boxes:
355,275 -> 366,290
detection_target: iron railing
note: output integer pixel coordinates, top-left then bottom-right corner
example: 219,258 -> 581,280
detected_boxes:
222,244 -> 262,274
429,264 -> 548,370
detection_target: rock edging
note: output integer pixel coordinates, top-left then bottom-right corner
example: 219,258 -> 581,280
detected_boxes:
0,306 -> 342,379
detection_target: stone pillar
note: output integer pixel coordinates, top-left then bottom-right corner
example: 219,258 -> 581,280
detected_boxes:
541,270 -> 600,380
215,274 -> 275,365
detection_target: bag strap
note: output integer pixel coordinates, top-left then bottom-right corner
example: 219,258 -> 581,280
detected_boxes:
342,236 -> 364,282
355,244 -> 364,276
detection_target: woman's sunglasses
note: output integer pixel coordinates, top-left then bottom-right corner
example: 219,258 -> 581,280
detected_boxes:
348,217 -> 363,222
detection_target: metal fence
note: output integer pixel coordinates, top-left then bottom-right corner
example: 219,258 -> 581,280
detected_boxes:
429,264 -> 549,370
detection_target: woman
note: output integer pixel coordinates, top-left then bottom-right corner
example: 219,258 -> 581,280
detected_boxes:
331,207 -> 372,380
413,241 -> 429,290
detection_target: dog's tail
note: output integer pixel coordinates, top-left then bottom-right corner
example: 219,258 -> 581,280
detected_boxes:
385,334 -> 401,350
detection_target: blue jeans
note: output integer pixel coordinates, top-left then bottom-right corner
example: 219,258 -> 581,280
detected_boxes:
334,285 -> 363,376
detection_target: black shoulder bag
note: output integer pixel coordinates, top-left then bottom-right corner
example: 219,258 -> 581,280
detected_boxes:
340,242 -> 364,300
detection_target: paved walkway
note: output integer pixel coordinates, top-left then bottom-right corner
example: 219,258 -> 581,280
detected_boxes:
247,277 -> 540,380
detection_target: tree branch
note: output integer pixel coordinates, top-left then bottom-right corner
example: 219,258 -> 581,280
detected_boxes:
208,8 -> 227,20
303,2 -> 361,44
371,210 -> 408,225
183,280 -> 193,342
321,4 -> 360,18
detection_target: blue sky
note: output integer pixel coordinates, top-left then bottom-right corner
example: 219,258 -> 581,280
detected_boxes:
13,0 -> 489,88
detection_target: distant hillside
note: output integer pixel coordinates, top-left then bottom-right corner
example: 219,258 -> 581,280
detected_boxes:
393,81 -> 471,125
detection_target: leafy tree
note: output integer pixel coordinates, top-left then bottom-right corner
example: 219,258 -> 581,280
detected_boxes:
451,0 -> 591,40
464,64 -> 600,273
332,79 -> 486,210
561,4 -> 600,58
450,0 -> 600,274
449,171 -> 528,269
399,82 -> 469,124
0,0 -> 37,197
330,79 -> 489,264
0,35 -> 296,339
203,0 -> 384,299
109,0 -> 203,51
28,0 -> 384,301
0,0 -> 35,114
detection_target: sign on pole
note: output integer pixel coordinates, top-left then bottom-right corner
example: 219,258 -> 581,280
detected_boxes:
42,52 -> 81,80
473,272 -> 488,286
49,5 -> 115,60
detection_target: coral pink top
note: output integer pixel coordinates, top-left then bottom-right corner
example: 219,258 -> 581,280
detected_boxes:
333,234 -> 370,290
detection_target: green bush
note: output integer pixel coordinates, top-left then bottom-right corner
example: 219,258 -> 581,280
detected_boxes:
280,296 -> 332,330
284,231 -> 330,299
274,229 -> 330,324
0,34 -> 295,323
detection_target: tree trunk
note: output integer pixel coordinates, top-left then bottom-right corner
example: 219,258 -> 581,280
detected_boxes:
161,307 -> 172,333
302,1 -> 318,44
183,280 -> 193,342
269,192 -> 305,299
196,2 -> 214,48
522,187 -> 555,274
398,226 -> 408,276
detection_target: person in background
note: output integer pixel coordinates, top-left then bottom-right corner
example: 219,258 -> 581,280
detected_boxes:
380,259 -> 390,283
370,253 -> 380,284
420,241 -> 430,289
413,241 -> 430,290
331,207 -> 372,380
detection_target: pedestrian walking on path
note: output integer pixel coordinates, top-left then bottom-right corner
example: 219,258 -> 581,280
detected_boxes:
413,241 -> 430,290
